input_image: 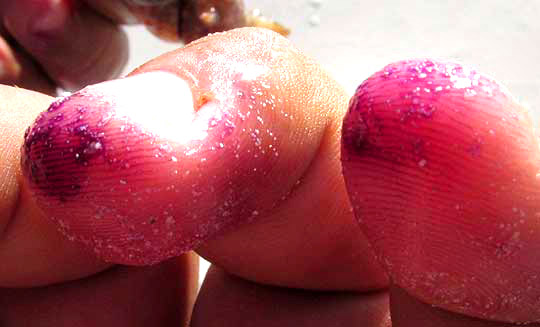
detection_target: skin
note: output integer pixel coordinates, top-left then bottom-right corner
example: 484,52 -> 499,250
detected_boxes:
0,0 -> 128,91
20,28 -> 387,291
0,2 -> 537,326
191,266 -> 391,327
342,59 -> 540,325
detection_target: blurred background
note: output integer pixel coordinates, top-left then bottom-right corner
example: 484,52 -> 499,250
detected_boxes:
122,0 -> 540,283
125,0 -> 539,110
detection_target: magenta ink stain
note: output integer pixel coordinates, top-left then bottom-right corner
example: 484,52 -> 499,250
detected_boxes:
19,66 -> 288,267
343,59 -> 509,165
341,59 -> 540,323
22,99 -> 106,202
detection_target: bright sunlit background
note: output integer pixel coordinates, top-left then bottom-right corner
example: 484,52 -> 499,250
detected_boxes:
122,0 -> 540,285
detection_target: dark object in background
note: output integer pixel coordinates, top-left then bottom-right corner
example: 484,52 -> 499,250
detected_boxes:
124,0 -> 290,43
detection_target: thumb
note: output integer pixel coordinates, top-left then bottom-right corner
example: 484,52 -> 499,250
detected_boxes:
21,27 -> 334,265
21,27 -> 387,291
342,59 -> 540,325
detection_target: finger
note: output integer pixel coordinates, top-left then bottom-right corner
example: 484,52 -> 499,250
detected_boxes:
0,0 -> 128,91
0,85 -> 110,287
341,59 -> 540,324
20,27 -> 387,290
191,265 -> 391,327
0,29 -> 56,95
0,254 -> 198,327
0,34 -> 20,82
390,286 -> 540,327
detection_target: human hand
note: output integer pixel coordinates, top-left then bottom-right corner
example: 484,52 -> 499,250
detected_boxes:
0,0 -> 134,95
0,0 -> 282,96
2,28 -> 539,326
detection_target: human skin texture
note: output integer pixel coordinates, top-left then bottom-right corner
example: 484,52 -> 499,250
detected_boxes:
190,265 -> 391,327
21,30 -> 304,265
341,59 -> 540,323
19,28 -> 386,293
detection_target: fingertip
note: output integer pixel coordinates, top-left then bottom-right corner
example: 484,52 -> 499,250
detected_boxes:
342,59 -> 540,322
20,28 -> 330,266
19,28 -> 386,295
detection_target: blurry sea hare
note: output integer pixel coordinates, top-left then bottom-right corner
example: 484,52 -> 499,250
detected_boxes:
124,0 -> 290,43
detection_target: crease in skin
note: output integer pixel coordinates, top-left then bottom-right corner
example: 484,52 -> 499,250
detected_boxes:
192,266 -> 391,327
197,59 -> 388,290
0,255 -> 197,326
0,182 -> 20,241
0,106 -> 24,239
